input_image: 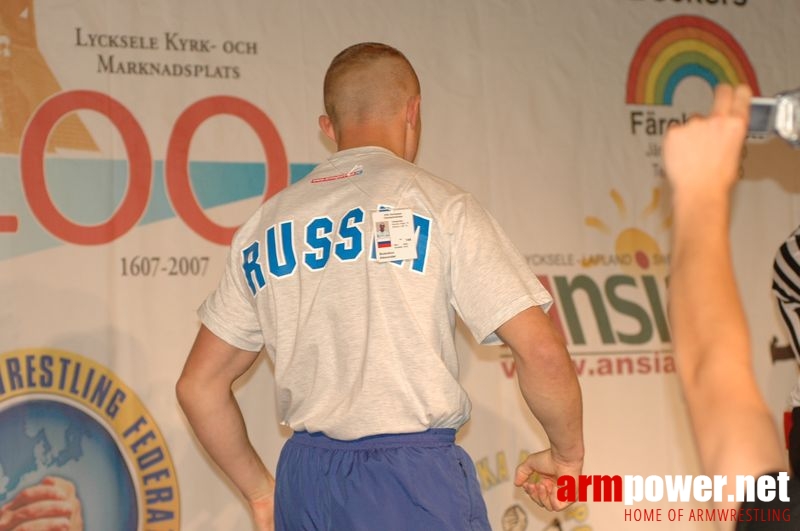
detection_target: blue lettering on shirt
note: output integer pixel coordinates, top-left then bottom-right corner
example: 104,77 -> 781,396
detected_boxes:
241,206 -> 431,296
267,221 -> 297,278
304,217 -> 334,271
242,241 -> 266,295
335,208 -> 364,262
410,214 -> 431,273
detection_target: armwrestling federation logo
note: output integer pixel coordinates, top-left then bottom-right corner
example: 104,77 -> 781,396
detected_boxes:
0,348 -> 179,530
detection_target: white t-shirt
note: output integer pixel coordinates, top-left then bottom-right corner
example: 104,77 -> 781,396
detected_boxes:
200,146 -> 552,439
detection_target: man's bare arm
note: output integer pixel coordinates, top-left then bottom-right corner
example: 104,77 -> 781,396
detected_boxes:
664,84 -> 786,514
496,305 -> 584,511
176,325 -> 275,530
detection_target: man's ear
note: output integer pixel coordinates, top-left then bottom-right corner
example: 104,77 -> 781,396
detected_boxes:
319,115 -> 337,142
406,94 -> 421,129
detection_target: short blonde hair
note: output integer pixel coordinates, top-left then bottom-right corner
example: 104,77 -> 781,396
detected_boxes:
323,42 -> 420,127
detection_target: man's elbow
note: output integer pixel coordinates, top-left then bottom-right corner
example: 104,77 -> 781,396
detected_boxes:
175,373 -> 202,413
513,333 -> 571,369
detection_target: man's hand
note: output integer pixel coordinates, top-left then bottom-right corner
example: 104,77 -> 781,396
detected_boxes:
0,476 -> 83,531
663,84 -> 751,200
514,449 -> 582,512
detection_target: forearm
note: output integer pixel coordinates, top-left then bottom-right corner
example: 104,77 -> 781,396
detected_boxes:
662,85 -> 787,513
498,307 -> 584,462
664,84 -> 755,389
670,191 -> 750,382
514,342 -> 584,462
177,378 -> 274,502
669,190 -> 784,491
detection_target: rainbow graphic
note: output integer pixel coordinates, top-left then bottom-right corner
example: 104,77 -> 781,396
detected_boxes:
626,15 -> 760,105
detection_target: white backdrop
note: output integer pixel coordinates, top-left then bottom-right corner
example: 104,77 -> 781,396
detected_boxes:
3,1 -> 800,529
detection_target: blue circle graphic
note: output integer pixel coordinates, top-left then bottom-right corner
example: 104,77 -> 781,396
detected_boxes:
0,399 -> 138,530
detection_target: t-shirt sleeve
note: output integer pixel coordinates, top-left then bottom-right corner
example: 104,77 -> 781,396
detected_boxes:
449,194 -> 553,345
198,234 -> 265,352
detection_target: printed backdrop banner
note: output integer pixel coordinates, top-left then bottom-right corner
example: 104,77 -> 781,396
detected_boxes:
2,1 -> 800,529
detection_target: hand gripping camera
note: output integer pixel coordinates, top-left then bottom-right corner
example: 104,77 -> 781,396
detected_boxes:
748,89 -> 800,147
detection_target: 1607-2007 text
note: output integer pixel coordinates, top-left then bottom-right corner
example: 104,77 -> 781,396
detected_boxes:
120,256 -> 210,277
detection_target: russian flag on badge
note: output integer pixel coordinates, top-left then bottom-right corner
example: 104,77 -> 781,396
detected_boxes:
377,240 -> 392,249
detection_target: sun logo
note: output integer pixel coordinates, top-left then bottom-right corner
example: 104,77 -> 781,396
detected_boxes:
583,188 -> 671,276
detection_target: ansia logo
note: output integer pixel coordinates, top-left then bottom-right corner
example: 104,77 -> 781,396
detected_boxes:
0,348 -> 180,529
626,15 -> 760,176
500,55 -> 679,376
582,188 -> 669,276
512,189 -> 673,379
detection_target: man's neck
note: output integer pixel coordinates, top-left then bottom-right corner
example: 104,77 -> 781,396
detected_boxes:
336,121 -> 406,160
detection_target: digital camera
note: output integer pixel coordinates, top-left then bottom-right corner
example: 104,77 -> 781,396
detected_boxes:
748,89 -> 800,147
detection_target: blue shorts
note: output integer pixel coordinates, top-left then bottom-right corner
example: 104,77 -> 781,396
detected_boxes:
274,429 -> 491,531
